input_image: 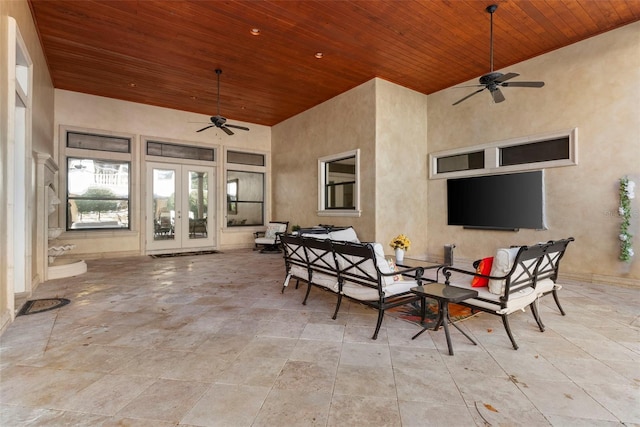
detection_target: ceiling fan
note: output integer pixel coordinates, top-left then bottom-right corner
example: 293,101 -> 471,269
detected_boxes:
453,4 -> 545,106
197,69 -> 249,135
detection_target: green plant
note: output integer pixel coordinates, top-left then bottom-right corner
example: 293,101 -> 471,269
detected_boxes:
75,187 -> 118,220
619,176 -> 635,262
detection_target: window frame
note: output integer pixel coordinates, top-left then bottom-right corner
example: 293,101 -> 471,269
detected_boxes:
317,149 -> 362,217
224,148 -> 268,228
428,128 -> 578,179
60,126 -> 136,234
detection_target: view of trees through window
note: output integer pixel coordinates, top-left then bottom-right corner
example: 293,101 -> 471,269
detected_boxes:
67,158 -> 130,230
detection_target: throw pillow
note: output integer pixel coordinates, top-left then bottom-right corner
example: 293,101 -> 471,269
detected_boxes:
387,258 -> 401,281
264,224 -> 279,239
471,257 -> 493,287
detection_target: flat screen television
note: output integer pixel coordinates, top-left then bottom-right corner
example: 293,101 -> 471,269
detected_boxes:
447,171 -> 546,230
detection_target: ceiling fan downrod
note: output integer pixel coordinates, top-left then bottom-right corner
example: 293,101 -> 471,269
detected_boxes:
215,68 -> 222,115
487,4 -> 498,73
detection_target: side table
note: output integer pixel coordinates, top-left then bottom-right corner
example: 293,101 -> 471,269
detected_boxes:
410,283 -> 478,355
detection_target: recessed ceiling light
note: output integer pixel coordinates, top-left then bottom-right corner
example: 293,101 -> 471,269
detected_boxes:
128,82 -> 137,87
250,28 -> 261,36
190,96 -> 197,100
315,52 -> 324,59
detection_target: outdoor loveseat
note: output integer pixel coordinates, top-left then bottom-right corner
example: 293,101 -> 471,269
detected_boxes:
280,230 -> 441,339
441,237 -> 574,350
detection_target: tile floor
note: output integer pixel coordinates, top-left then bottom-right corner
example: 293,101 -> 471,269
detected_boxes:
1,249 -> 638,426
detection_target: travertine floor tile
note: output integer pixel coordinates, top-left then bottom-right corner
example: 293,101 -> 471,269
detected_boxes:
181,383 -> 270,427
1,250 -> 637,426
115,378 -> 210,423
327,394 -> 401,426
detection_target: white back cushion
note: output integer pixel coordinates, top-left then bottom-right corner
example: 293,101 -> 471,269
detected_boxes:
488,247 -> 521,295
301,233 -> 330,240
337,243 -> 395,287
329,227 -> 359,242
264,223 -> 286,239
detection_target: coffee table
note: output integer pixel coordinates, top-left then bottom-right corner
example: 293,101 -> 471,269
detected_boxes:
410,283 -> 478,355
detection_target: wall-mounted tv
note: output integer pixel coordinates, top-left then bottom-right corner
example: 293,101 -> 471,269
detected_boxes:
447,171 -> 546,231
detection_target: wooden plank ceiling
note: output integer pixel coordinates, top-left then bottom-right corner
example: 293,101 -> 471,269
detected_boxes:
29,0 -> 640,127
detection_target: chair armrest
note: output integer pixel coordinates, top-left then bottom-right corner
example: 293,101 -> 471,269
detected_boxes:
396,263 -> 443,283
381,266 -> 425,283
441,265 -> 507,285
254,231 -> 265,238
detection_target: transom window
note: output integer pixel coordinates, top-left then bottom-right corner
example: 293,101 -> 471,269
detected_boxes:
429,128 -> 577,179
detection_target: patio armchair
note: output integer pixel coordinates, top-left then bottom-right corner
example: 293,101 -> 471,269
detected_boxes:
254,221 -> 289,253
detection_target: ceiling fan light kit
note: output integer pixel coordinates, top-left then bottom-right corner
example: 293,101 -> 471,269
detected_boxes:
196,69 -> 250,135
453,4 -> 545,106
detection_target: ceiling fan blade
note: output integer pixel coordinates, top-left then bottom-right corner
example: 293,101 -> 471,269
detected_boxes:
196,125 -> 214,132
494,72 -> 519,83
225,124 -> 250,131
452,88 -> 486,106
491,88 -> 506,103
502,81 -> 545,88
221,126 -> 234,136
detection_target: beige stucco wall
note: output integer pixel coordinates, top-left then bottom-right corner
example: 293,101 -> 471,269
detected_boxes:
272,78 -> 429,256
426,22 -> 640,285
1,0 -> 55,330
272,79 -> 378,242
375,79 -> 429,258
54,90 -> 271,257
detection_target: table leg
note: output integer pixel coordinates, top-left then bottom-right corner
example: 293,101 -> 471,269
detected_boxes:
450,318 -> 477,346
412,297 -> 434,340
440,301 -> 454,355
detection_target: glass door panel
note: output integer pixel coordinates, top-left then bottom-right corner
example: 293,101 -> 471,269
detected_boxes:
187,170 -> 208,240
181,166 -> 215,249
147,162 -> 215,253
152,168 -> 176,242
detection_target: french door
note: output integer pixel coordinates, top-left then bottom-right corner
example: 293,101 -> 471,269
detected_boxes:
146,162 -> 216,253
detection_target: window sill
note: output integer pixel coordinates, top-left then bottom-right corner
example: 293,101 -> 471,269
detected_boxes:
317,210 -> 362,217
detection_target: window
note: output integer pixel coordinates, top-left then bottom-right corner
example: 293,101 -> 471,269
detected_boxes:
318,149 -> 361,217
147,140 -> 215,161
64,130 -> 133,230
67,158 -> 130,230
437,151 -> 484,173
499,137 -> 570,166
429,128 -> 577,179
226,150 -> 266,227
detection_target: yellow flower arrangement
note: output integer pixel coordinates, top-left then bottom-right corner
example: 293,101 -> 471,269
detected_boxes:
390,234 -> 411,251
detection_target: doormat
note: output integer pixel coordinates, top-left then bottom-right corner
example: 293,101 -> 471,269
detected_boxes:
387,299 -> 479,328
150,250 -> 219,258
18,298 -> 70,316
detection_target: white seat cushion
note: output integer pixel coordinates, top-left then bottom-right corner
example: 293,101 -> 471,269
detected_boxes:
449,281 -> 536,315
255,237 -> 277,245
290,265 -> 308,281
342,279 -> 418,301
535,278 -> 557,294
312,272 -> 339,291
